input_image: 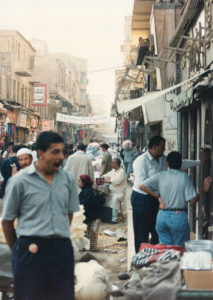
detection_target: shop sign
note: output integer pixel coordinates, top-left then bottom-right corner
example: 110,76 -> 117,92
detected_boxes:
31,116 -> 39,128
47,99 -> 60,106
62,107 -> 68,113
42,120 -> 53,132
6,109 -> 17,124
170,86 -> 193,111
32,83 -> 47,106
17,112 -> 27,128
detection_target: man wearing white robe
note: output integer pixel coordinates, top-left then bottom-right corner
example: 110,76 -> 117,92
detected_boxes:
103,158 -> 127,223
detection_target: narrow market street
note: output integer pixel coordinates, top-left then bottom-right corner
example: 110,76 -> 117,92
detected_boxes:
0,0 -> 213,299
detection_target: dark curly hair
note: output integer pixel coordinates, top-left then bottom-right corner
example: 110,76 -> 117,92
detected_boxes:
148,136 -> 165,149
167,151 -> 182,170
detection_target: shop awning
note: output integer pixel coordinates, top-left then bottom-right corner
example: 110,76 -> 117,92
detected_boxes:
142,95 -> 165,125
117,68 -> 211,115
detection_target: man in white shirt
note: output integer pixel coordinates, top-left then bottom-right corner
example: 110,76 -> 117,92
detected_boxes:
132,136 -> 166,252
2,142 -> 14,159
104,158 -> 127,223
64,144 -> 94,187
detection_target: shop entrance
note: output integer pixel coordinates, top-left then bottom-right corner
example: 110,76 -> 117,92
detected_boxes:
200,105 -> 213,239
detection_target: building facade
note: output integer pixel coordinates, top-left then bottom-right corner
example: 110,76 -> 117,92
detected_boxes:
0,30 -> 39,143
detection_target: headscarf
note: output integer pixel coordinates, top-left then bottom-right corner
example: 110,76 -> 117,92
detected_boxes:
80,174 -> 93,188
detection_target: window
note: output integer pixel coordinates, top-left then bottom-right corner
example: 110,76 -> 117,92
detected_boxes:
13,80 -> 16,99
21,85 -> 24,105
17,82 -> 20,102
80,90 -> 87,105
81,72 -> 87,85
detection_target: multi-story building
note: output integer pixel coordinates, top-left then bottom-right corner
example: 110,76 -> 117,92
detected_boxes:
0,30 -> 39,143
117,0 -> 213,240
50,53 -> 90,142
30,40 -> 74,140
52,53 -> 88,115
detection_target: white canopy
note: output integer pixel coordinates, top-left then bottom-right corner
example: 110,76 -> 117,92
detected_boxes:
117,68 -> 210,114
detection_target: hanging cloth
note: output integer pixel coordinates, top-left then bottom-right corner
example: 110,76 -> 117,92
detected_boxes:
124,118 -> 129,137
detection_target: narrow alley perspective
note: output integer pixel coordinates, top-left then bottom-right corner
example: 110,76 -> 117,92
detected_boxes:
0,0 -> 213,299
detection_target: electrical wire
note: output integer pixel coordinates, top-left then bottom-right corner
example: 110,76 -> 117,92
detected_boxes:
89,65 -> 128,73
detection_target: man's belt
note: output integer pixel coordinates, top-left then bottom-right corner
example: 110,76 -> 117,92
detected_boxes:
160,208 -> 187,211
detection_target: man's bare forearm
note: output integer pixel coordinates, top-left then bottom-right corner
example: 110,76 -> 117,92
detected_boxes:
68,213 -> 73,225
1,220 -> 17,251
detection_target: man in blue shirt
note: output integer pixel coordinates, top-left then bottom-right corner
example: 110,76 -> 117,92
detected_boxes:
1,131 -> 79,300
0,145 -> 20,197
140,151 -> 211,248
133,145 -> 142,161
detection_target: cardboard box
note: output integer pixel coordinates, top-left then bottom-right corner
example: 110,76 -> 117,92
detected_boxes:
183,269 -> 213,290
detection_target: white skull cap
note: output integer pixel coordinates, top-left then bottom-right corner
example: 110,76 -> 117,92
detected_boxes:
17,148 -> 32,157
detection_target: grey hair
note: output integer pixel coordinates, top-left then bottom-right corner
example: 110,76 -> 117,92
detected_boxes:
113,158 -> 121,166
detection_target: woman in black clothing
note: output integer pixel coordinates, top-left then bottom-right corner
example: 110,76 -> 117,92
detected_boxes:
78,174 -> 104,250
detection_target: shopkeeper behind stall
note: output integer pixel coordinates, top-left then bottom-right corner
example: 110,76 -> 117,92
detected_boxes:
140,151 -> 211,248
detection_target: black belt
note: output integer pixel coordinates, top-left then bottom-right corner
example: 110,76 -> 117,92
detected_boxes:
160,208 -> 186,211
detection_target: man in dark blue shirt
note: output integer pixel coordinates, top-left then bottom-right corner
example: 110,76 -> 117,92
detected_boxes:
0,145 -> 20,197
133,145 -> 142,161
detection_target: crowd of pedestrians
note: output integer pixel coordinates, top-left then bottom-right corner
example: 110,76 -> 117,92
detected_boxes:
0,131 -> 211,299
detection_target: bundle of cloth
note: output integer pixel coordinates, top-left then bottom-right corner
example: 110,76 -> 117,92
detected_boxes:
131,243 -> 184,269
70,205 -> 90,256
123,261 -> 182,300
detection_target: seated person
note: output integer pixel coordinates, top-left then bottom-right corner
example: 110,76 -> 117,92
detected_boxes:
103,158 -> 127,224
140,151 -> 211,248
75,253 -> 112,300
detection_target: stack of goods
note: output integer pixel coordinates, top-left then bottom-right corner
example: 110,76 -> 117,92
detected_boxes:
70,206 -> 90,256
122,140 -> 133,150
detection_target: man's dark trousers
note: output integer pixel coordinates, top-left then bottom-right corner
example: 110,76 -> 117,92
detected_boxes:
131,190 -> 159,253
12,236 -> 75,300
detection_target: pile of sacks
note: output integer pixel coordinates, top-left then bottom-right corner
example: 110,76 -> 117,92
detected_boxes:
70,205 -> 90,257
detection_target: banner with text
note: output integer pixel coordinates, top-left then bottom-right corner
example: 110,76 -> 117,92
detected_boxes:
56,113 -> 108,125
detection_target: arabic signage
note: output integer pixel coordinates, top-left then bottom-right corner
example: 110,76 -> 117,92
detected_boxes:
42,120 -> 54,132
17,112 -> 28,128
170,86 -> 193,111
6,109 -> 17,124
32,83 -> 47,106
56,113 -> 108,125
31,116 -> 39,128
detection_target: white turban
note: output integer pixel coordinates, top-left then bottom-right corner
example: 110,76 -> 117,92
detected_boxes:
17,148 -> 32,158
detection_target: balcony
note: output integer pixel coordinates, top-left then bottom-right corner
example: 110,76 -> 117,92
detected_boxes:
15,70 -> 32,77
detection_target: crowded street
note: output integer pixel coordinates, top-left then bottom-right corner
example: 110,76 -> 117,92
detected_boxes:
1,0 -> 213,299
